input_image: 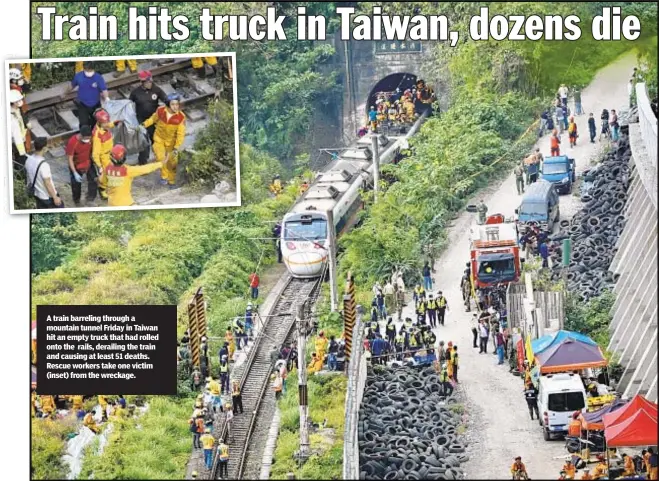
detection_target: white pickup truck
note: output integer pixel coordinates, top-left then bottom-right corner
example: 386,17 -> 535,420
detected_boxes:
537,373 -> 588,441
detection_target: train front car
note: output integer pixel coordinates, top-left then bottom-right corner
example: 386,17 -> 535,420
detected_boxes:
281,212 -> 330,278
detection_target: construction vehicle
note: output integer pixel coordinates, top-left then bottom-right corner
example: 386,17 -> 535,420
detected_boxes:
468,214 -> 522,292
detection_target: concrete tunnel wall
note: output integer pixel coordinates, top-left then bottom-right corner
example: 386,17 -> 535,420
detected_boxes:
607,83 -> 658,403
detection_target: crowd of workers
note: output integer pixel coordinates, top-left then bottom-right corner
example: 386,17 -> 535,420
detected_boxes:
9,57 -> 225,209
362,78 -> 436,135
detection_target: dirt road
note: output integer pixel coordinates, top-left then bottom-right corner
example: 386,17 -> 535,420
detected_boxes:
397,53 -> 635,479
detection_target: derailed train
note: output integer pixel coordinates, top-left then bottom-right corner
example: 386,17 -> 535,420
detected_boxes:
281,115 -> 428,278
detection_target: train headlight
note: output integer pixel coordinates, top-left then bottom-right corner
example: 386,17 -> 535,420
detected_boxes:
286,242 -> 296,250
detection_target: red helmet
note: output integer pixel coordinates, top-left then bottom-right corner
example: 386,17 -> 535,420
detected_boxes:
138,70 -> 152,81
94,109 -> 110,124
110,144 -> 127,164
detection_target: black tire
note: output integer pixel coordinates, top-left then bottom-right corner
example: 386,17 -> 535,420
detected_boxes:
543,427 -> 551,441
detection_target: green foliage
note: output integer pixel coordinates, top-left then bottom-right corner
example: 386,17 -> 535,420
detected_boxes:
186,99 -> 237,186
272,371 -> 346,480
31,417 -> 77,480
565,292 -> 615,349
77,397 -> 192,480
31,213 -> 86,275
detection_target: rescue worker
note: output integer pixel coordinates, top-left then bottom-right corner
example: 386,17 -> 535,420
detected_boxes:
550,129 -> 561,156
104,144 -> 163,206
269,174 -> 283,196
273,371 -> 284,399
299,180 -> 310,195
233,316 -> 246,349
66,125 -> 97,205
129,70 -> 168,164
368,106 -> 378,131
208,376 -> 221,413
40,395 -> 56,418
217,439 -> 230,479
8,68 -> 31,153
71,394 -> 84,413
395,329 -> 405,360
514,163 -> 525,195
231,380 -> 243,414
413,284 -> 426,304
402,96 -> 415,122
522,382 -> 540,420
414,79 -> 436,115
245,303 -> 254,340
591,456 -> 608,480
9,89 -> 28,166
477,200 -> 488,224
225,328 -> 236,359
415,298 -> 426,325
622,453 -> 636,477
436,291 -> 448,326
97,395 -> 109,421
200,427 -> 215,469
439,362 -> 453,396
511,456 -> 528,479
9,63 -> 31,91
385,317 -> 396,345
31,390 -> 37,418
450,345 -> 459,383
580,468 -> 593,480
83,410 -> 100,433
426,295 -> 437,328
92,109 -> 121,200
115,59 -> 138,76
568,116 -> 578,147
315,331 -> 328,364
218,356 -> 230,394
191,56 -> 220,78
461,270 -> 472,312
141,92 -> 186,187
307,352 -> 323,374
65,61 -> 110,129
562,459 -> 576,479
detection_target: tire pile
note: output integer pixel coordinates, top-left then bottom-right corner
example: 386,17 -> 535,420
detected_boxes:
359,365 -> 467,480
549,135 -> 631,301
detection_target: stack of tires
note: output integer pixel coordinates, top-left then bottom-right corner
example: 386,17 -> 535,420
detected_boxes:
549,135 -> 631,301
359,365 -> 467,480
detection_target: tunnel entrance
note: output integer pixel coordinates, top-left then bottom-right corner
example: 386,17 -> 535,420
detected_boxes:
366,73 -> 417,115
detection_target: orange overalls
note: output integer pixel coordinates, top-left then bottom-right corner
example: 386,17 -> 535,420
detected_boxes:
143,106 -> 186,185
550,135 -> 561,156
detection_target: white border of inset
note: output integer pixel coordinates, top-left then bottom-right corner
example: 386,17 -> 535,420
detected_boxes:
5,52 -> 241,214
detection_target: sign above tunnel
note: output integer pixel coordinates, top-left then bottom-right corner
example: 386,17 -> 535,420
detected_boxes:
374,40 -> 423,55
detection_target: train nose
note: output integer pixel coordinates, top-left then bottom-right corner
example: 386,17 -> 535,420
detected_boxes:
285,252 -> 327,278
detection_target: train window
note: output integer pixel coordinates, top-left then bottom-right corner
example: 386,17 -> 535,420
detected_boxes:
284,219 -> 328,241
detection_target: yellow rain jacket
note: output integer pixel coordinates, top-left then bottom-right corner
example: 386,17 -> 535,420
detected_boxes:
143,106 -> 186,184
208,379 -> 221,396
200,433 -> 215,450
116,59 -> 137,72
75,61 -> 84,73
104,161 -> 163,206
191,56 -> 218,68
92,124 -> 116,195
315,336 -> 328,361
40,395 -> 55,414
72,395 -> 84,410
307,356 -> 323,374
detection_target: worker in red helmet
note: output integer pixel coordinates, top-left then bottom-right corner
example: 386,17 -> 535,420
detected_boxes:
92,109 -> 121,200
104,144 -> 163,206
129,70 -> 168,165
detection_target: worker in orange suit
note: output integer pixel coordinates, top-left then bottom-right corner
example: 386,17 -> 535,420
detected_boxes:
191,56 -> 219,77
142,93 -> 186,187
225,328 -> 236,359
622,453 -> 636,477
307,352 -> 323,374
314,331 -> 328,364
92,109 -> 121,200
562,459 -> 576,479
104,144 -> 163,206
40,395 -> 55,417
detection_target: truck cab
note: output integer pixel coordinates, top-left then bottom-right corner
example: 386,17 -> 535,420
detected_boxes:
537,373 -> 588,441
541,156 -> 576,194
469,215 -> 521,290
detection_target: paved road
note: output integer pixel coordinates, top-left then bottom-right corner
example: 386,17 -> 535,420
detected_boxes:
394,53 -> 634,480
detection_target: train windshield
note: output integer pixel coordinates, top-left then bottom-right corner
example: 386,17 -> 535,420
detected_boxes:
284,219 -> 328,241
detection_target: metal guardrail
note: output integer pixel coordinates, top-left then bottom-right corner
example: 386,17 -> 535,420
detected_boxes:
342,311 -> 365,480
634,82 -> 658,208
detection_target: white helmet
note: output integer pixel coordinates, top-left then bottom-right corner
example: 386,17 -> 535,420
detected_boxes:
8,89 -> 23,104
8,68 -> 22,81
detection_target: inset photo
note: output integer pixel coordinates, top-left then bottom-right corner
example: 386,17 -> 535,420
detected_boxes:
6,53 -> 239,213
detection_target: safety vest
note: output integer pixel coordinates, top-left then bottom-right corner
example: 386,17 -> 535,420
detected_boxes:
439,369 -> 449,382
200,433 -> 215,450
371,322 -> 378,331
426,300 -> 437,310
219,363 -> 229,373
417,303 -> 426,314
450,350 -> 459,366
404,320 -> 413,330
410,336 -> 418,347
428,333 -> 436,345
437,297 -> 447,308
232,319 -> 244,334
209,380 -> 221,395
219,444 -> 229,461
386,323 -> 395,332
395,335 -> 404,345
414,286 -> 425,297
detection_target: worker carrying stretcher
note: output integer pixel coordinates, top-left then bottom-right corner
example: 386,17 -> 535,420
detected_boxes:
104,144 -> 163,206
142,93 -> 186,187
92,109 -> 121,200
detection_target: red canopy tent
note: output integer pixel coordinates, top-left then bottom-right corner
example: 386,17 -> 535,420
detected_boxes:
602,394 -> 658,428
604,408 -> 658,447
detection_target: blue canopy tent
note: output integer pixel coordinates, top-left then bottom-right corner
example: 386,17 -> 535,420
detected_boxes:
530,330 -> 599,356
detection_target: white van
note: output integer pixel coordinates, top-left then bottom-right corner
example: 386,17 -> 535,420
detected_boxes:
537,373 -> 588,441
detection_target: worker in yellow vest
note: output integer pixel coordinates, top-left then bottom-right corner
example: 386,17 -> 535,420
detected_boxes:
217,440 -> 230,478
191,56 -> 219,78
436,291 -> 448,326
200,427 -> 215,469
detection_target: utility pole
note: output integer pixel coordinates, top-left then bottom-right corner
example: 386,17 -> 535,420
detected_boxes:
326,210 -> 339,312
295,301 -> 311,461
371,134 -> 380,203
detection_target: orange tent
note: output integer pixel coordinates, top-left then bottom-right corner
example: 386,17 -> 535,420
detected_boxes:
602,394 -> 658,428
604,408 -> 658,447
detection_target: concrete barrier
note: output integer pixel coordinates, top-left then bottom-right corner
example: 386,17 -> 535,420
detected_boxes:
608,83 -> 658,403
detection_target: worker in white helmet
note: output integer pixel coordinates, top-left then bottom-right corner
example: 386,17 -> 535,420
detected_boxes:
9,89 -> 28,165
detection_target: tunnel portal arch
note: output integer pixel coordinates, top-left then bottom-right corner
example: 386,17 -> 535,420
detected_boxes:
366,73 -> 418,116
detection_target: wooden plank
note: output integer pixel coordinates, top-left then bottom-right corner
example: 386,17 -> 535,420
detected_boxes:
56,109 -> 79,131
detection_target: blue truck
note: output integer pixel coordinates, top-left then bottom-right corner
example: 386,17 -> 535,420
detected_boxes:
540,156 -> 576,194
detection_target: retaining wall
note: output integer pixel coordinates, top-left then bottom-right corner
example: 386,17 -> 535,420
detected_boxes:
343,311 -> 366,480
607,83 -> 658,402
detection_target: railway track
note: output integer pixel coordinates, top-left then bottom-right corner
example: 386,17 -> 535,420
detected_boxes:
210,275 -> 324,480
23,58 -> 228,145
